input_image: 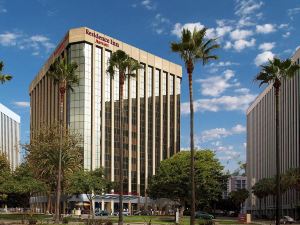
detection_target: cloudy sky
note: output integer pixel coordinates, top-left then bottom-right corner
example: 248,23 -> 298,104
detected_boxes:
0,0 -> 299,171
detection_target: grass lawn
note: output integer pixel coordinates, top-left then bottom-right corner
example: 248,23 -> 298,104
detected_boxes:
109,215 -> 210,224
0,213 -> 52,220
215,218 -> 261,224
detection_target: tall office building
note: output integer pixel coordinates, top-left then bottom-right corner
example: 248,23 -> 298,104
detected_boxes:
246,48 -> 300,217
0,103 -> 20,170
29,27 -> 182,212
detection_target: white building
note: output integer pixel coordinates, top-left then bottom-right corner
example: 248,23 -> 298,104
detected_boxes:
0,103 -> 20,170
223,176 -> 247,199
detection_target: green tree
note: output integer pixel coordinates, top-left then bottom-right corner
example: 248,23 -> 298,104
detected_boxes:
282,168 -> 300,191
25,124 -> 83,215
171,28 -> 220,225
229,189 -> 249,213
0,61 -> 12,84
0,153 -> 11,207
7,162 -> 45,208
255,57 -> 300,225
252,178 -> 270,216
148,150 -> 225,217
47,58 -> 79,222
0,153 -> 10,172
67,168 -> 110,219
107,50 -> 142,225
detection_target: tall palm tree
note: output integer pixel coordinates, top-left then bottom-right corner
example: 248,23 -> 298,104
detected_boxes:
255,57 -> 300,225
0,61 -> 12,84
252,178 -> 270,216
107,50 -> 142,225
171,28 -> 219,225
47,58 -> 78,222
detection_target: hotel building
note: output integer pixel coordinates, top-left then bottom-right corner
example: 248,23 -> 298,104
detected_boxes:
0,103 -> 20,170
29,27 -> 182,212
246,48 -> 300,217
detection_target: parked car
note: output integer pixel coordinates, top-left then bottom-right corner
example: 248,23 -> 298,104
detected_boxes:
113,211 -> 130,216
195,211 -> 214,220
280,216 -> 296,224
95,210 -> 109,216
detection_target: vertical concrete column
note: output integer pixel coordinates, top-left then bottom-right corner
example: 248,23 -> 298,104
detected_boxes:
166,73 -> 170,158
111,200 -> 114,214
101,48 -> 106,168
152,68 -> 156,175
128,76 -> 132,194
111,63 -> 115,182
144,65 -> 148,191
136,67 -> 141,196
91,44 -> 96,170
101,200 -> 105,210
173,76 -> 177,154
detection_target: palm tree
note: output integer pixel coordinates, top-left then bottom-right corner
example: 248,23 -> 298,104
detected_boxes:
252,178 -> 270,217
171,28 -> 220,225
0,61 -> 12,84
229,188 -> 249,213
47,58 -> 79,222
107,50 -> 142,225
282,168 -> 300,192
255,57 -> 300,225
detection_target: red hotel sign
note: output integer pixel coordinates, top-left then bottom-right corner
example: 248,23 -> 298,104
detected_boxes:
86,29 -> 119,48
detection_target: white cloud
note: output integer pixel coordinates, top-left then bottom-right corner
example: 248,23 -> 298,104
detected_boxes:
230,29 -> 253,40
234,88 -> 250,94
0,32 -> 19,46
208,61 -> 239,67
197,70 -> 239,97
283,32 -> 291,38
258,42 -> 275,51
287,7 -> 300,20
200,124 -> 246,143
141,0 -> 156,10
254,51 -> 274,66
13,101 -> 30,107
256,24 -> 276,34
233,38 -> 256,51
232,124 -> 246,133
152,13 -> 170,35
0,31 -> 54,55
181,93 -> 257,114
278,24 -> 289,29
235,0 -> 263,17
171,22 -> 205,38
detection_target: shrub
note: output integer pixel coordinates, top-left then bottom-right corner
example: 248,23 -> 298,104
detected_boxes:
28,218 -> 37,225
62,217 -> 69,224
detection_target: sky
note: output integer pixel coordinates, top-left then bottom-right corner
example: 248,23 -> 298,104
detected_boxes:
0,0 -> 300,172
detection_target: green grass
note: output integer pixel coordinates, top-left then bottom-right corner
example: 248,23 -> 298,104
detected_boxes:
215,219 -> 261,224
0,213 -> 52,220
108,215 -> 210,224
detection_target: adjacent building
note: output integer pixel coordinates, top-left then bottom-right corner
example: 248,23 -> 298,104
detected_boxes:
246,48 -> 300,217
0,103 -> 20,170
29,27 -> 182,212
222,176 -> 247,199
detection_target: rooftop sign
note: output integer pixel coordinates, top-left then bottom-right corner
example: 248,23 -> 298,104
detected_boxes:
86,29 -> 119,48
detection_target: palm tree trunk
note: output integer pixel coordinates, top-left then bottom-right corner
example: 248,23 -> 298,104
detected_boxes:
55,88 -> 65,223
274,85 -> 281,225
188,69 -> 195,225
119,73 -> 124,225
46,191 -> 51,214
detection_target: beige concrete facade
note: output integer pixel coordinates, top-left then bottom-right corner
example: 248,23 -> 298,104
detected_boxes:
29,27 -> 182,199
246,49 -> 300,217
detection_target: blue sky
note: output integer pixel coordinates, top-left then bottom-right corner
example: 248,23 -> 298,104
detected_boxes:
0,0 -> 299,171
